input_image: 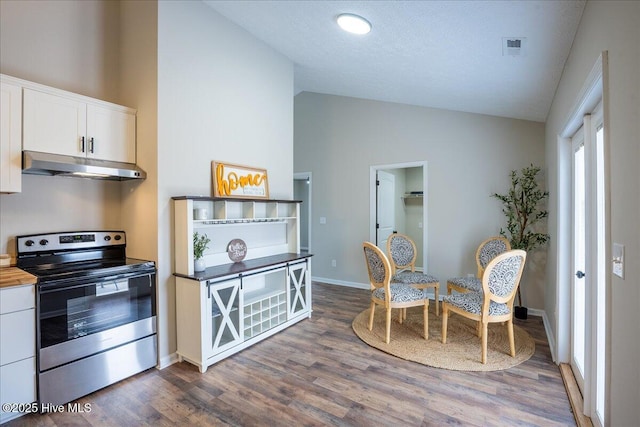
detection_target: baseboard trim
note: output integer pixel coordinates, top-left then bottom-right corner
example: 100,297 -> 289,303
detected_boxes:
541,311 -> 557,362
312,276 -> 369,289
158,352 -> 180,370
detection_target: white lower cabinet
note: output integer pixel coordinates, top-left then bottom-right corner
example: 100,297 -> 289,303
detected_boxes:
176,257 -> 311,373
0,285 -> 36,424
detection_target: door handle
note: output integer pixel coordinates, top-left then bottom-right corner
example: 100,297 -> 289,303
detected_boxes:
576,270 -> 585,279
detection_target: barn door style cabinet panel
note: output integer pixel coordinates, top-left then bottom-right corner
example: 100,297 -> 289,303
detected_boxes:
173,196 -> 312,373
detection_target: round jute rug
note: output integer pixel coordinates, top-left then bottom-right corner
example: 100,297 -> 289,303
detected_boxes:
352,307 -> 535,371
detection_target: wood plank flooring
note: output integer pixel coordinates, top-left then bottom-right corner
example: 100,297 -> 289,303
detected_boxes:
7,282 -> 576,426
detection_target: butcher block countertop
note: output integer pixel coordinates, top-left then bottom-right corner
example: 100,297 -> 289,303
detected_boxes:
0,267 -> 37,289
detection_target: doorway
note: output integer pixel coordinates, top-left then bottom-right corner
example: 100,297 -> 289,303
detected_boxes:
369,161 -> 427,270
293,172 -> 311,252
570,106 -> 607,425
558,53 -> 608,427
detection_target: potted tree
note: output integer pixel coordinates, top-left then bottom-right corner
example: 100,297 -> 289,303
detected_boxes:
193,231 -> 211,272
492,164 -> 549,319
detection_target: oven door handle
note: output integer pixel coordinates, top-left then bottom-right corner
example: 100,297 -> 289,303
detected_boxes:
39,270 -> 154,293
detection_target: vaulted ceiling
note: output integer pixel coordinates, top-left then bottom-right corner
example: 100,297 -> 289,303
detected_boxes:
205,0 -> 586,122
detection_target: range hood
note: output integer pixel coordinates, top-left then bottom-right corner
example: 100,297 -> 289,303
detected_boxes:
23,151 -> 146,181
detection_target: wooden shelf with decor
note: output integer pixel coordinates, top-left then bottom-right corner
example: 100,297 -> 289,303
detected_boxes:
172,196 -> 312,372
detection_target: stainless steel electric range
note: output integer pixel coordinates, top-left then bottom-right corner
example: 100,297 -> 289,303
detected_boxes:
16,230 -> 157,406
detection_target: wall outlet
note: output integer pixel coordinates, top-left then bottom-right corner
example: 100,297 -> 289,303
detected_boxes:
331,259 -> 337,267
320,217 -> 327,224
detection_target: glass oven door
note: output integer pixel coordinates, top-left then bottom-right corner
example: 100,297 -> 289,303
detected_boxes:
37,270 -> 156,370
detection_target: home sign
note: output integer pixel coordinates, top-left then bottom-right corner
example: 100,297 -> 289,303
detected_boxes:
212,161 -> 269,199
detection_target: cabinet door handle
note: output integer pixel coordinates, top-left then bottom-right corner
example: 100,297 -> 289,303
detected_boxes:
80,136 -> 85,152
89,137 -> 95,153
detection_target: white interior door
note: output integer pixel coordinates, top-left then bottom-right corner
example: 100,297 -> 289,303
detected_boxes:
376,170 -> 395,248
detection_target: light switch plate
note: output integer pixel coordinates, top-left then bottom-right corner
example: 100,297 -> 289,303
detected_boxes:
612,243 -> 624,279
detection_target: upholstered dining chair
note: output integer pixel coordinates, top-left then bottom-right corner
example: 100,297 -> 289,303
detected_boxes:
386,233 -> 441,316
447,236 -> 511,295
441,249 -> 527,364
362,242 -> 429,344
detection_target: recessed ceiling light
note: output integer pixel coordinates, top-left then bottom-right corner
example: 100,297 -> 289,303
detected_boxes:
336,13 -> 371,35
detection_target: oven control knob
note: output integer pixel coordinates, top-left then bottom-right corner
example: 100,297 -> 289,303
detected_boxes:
39,239 -> 49,246
114,234 -> 122,241
104,235 -> 111,241
25,239 -> 35,247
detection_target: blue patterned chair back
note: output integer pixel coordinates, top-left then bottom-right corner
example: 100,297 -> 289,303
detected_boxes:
387,233 -> 416,271
483,249 -> 526,304
363,242 -> 391,289
476,236 -> 511,276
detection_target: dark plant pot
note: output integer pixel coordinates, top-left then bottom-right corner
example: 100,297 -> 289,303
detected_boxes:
514,306 -> 528,320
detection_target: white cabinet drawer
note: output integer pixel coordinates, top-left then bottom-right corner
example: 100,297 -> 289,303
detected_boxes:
0,357 -> 36,424
0,309 -> 36,365
0,285 -> 35,314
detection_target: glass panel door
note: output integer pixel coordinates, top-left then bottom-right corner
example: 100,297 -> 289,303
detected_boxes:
594,121 -> 606,425
208,278 -> 242,353
288,261 -> 308,317
571,130 -> 586,392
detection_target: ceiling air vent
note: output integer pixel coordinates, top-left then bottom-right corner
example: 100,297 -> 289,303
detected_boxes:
502,37 -> 527,56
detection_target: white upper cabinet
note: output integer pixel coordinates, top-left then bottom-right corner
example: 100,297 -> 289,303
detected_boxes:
23,89 -> 87,158
22,84 -> 136,164
86,103 -> 136,163
0,80 -> 22,193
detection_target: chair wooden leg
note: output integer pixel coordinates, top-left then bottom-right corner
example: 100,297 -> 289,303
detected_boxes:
481,322 -> 488,364
398,308 -> 404,324
385,307 -> 392,344
441,304 -> 448,343
368,301 -> 376,331
434,286 -> 439,317
423,301 -> 429,340
477,321 -> 482,338
507,318 -> 515,357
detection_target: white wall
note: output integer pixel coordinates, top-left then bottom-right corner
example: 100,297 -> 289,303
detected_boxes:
157,0 -> 294,364
1,0 -> 294,371
119,0 -> 158,270
294,92 -> 547,308
544,1 -> 640,423
0,0 -> 123,255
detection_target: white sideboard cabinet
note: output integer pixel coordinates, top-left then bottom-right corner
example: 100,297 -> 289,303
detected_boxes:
173,196 -> 312,372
